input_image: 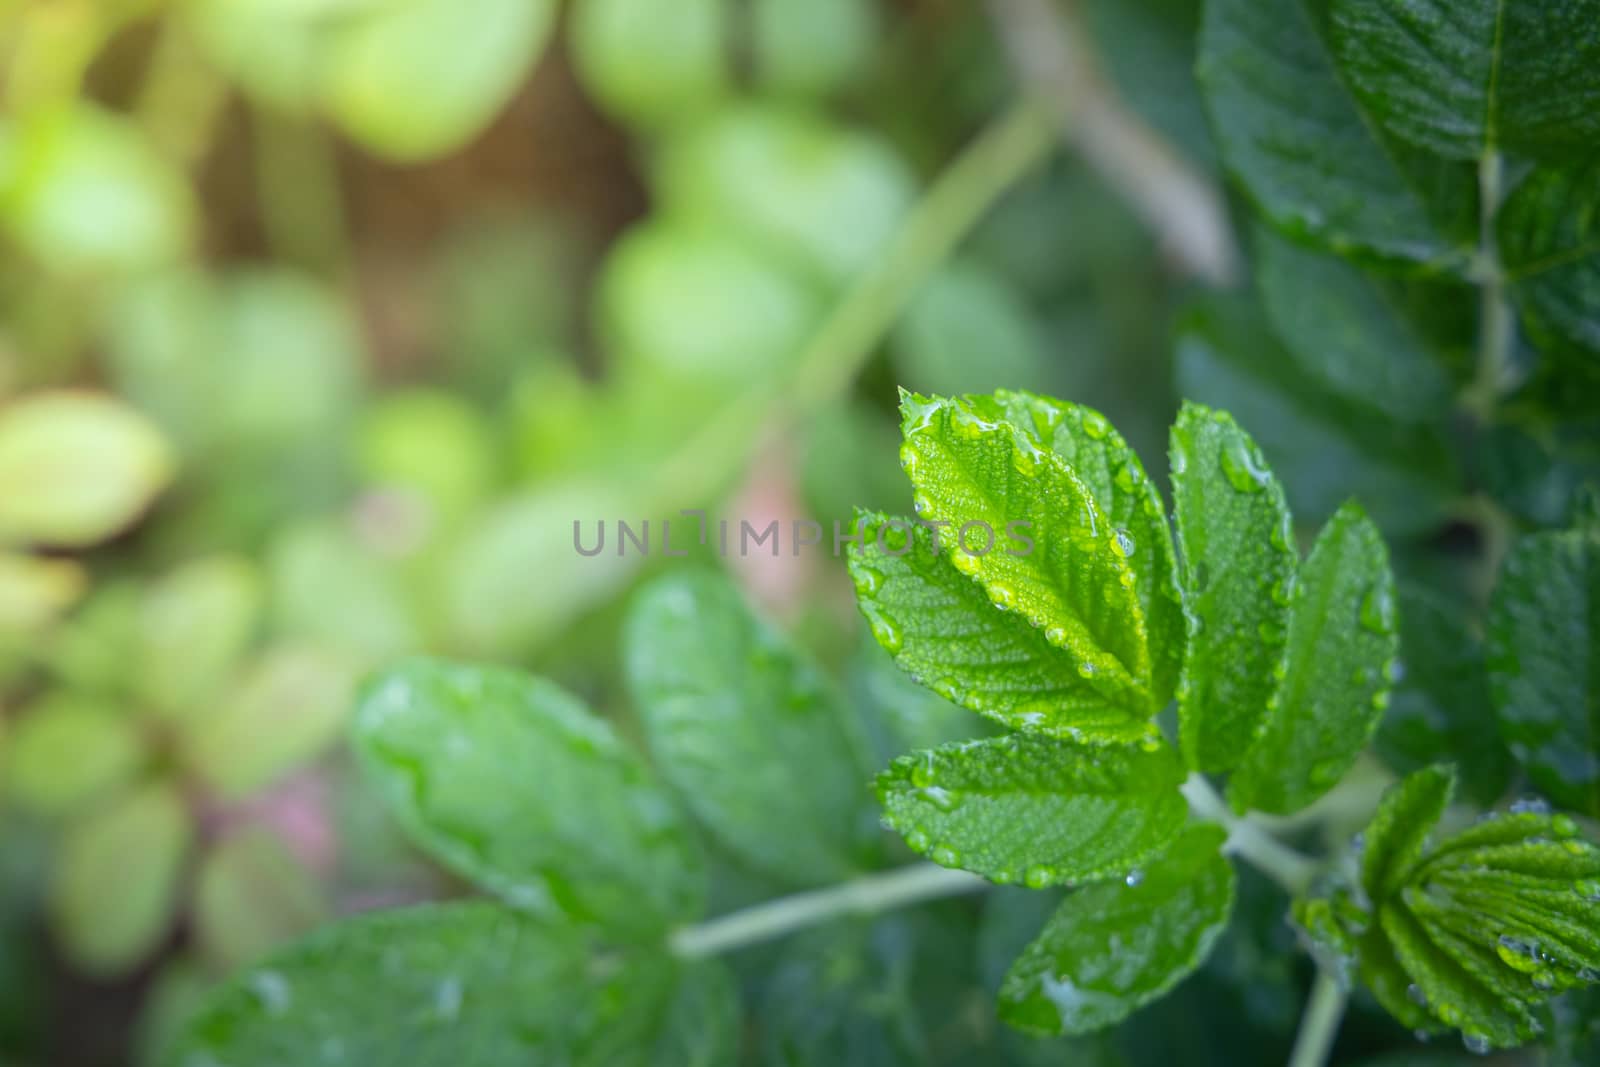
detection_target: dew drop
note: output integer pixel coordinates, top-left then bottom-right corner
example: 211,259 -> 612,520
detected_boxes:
1270,519 -> 1292,553
1406,983 -> 1428,1007
855,566 -> 885,596
1124,869 -> 1145,888
1219,439 -> 1268,493
922,786 -> 962,812
1359,585 -> 1396,635
1081,411 -> 1110,440
1076,660 -> 1097,679
905,830 -> 930,853
931,844 -> 961,867
1269,576 -> 1296,607
1044,626 -> 1068,646
989,583 -> 1018,610
1509,796 -> 1551,816
899,443 -> 919,474
1114,464 -> 1139,493
912,492 -> 934,517
910,752 -> 937,788
863,605 -> 904,654
1113,528 -> 1137,558
1462,1033 -> 1491,1055
1024,865 -> 1055,889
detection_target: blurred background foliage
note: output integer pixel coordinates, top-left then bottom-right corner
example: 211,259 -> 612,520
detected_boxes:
0,0 -> 1593,1064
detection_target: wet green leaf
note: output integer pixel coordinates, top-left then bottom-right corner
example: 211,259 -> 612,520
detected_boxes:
352,658 -> 703,938
849,512 -> 1154,744
163,901 -> 738,1067
322,0 -> 554,161
625,571 -> 876,886
1487,522 -> 1600,815
975,390 -> 1186,709
999,825 -> 1235,1036
1329,0 -> 1600,160
193,829 -> 327,973
1360,764 -> 1455,905
0,392 -> 174,548
1169,401 -> 1295,772
51,783 -> 192,977
1197,0 -> 1475,267
1230,502 -> 1399,814
877,733 -> 1186,887
897,391 -> 1152,717
6,694 -> 146,817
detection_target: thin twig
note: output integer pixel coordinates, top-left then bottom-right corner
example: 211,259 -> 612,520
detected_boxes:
986,0 -> 1238,285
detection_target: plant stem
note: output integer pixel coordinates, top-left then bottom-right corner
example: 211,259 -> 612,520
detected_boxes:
1182,774 -> 1320,896
670,863 -> 989,959
1467,149 -> 1514,420
646,99 -> 1055,511
1287,969 -> 1347,1067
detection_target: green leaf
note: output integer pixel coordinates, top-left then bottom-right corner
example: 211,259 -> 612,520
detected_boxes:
0,552 -> 85,632
1499,158 -> 1600,366
1487,524 -> 1600,815
1375,584 -> 1512,808
749,0 -> 880,98
1329,0 -> 1600,160
655,104 -> 915,285
268,520 -> 422,666
352,658 -> 703,937
0,106 -> 195,274
973,390 -> 1186,709
1347,769 -> 1600,1049
51,783 -> 192,977
321,0 -> 557,161
998,824 -> 1235,1036
848,513 -> 1155,744
135,554 -> 263,719
849,636 -> 988,764
1253,227 -> 1457,422
625,570 -> 876,886
1360,765 -> 1455,905
877,733 -> 1187,888
897,391 -> 1152,716
1169,401 -> 1296,772
1197,0 -> 1475,267
0,392 -> 174,549
193,829 -> 327,972
1230,502 -> 1399,814
163,901 -> 738,1067
5,694 -> 146,817
1176,297 -> 1461,537
569,0 -> 730,129
179,645 -> 357,799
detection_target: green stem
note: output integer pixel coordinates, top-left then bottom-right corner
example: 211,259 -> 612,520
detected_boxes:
669,863 -> 988,959
1467,149 -> 1514,420
645,99 -> 1056,511
1182,775 -> 1320,896
1287,969 -> 1347,1067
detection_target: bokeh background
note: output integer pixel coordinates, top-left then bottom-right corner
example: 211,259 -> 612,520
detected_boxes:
3,0 -> 1566,1064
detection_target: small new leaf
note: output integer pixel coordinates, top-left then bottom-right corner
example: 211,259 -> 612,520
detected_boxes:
1230,501 -> 1399,815
352,659 -> 703,939
625,571 -> 878,886
1169,401 -> 1296,772
898,391 -> 1152,715
999,824 -> 1235,1036
876,733 -> 1187,887
1346,766 -> 1600,1050
849,513 -> 1155,745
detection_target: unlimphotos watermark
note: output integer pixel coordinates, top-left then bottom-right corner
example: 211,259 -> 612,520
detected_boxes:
573,510 -> 1035,559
